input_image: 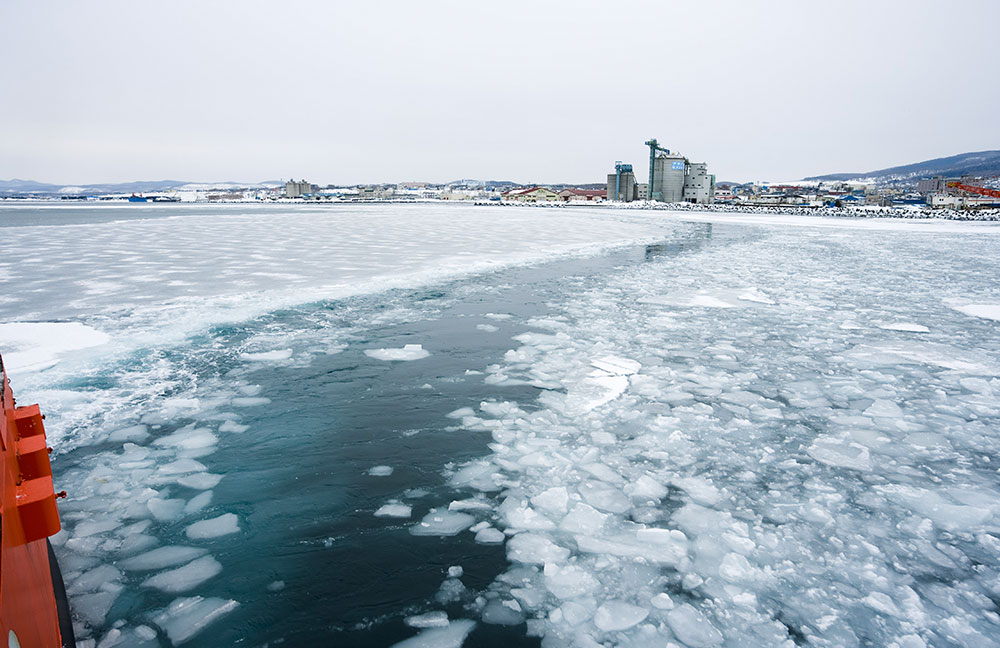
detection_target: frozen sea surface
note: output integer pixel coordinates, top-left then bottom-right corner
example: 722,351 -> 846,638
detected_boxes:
2,203 -> 1000,647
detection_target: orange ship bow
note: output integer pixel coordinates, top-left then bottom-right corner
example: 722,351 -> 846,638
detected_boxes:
0,355 -> 75,647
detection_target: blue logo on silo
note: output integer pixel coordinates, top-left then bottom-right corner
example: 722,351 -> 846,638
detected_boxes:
671,161 -> 684,170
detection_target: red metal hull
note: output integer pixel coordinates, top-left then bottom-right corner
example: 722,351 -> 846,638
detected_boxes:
1,356 -> 73,647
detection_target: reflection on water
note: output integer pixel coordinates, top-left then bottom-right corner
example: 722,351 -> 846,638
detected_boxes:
644,222 -> 713,260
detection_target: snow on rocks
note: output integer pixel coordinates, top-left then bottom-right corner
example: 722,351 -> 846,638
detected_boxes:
364,344 -> 431,361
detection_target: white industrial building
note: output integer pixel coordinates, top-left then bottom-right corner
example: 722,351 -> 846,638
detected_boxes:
607,139 -> 715,204
285,179 -> 319,198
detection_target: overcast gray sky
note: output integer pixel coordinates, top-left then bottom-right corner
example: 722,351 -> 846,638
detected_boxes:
2,0 -> 998,185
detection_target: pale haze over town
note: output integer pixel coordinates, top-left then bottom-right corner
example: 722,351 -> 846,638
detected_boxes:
2,0 -> 998,185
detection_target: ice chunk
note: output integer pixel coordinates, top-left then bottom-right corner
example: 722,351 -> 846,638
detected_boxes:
120,546 -> 208,571
375,502 -> 413,518
390,619 -> 476,648
544,563 -> 599,599
449,498 -> 493,512
651,593 -> 675,610
449,460 -> 503,492
0,321 -> 110,373
718,552 -> 754,582
476,324 -> 499,333
482,598 -> 525,626
73,591 -> 119,627
475,527 -> 506,544
240,349 -> 292,362
559,503 -> 608,535
364,344 -> 430,361
74,519 -> 121,538
108,424 -> 149,443
531,487 -> 569,516
446,407 -> 476,419
666,604 -> 723,647
672,476 -> 721,506
737,288 -> 774,304
185,513 -> 240,540
177,473 -> 223,490
142,556 -> 222,592
581,462 -> 623,484
184,491 -> 213,514
436,578 -> 467,604
576,534 -> 686,565
267,580 -> 285,592
153,427 -> 217,451
952,303 -> 1000,321
147,498 -> 185,521
219,420 -> 249,433
594,600 -> 649,632
565,375 -> 629,413
579,481 -> 630,513
67,564 -> 121,595
879,322 -> 930,333
159,459 -> 207,475
405,611 -> 450,628
504,504 -> 556,530
865,399 -> 904,418
368,465 -> 394,476
410,510 -> 475,536
152,596 -> 239,644
959,377 -> 993,394
506,533 -> 570,564
590,355 -> 641,376
625,474 -> 668,500
863,592 -> 902,617
807,437 -> 872,471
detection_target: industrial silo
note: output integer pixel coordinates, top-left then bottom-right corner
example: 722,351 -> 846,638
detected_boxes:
654,155 -> 686,203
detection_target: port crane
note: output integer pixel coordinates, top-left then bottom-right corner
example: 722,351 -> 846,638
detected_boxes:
644,138 -> 670,201
946,181 -> 1000,199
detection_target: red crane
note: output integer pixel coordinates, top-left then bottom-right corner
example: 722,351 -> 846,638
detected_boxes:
947,181 -> 1000,199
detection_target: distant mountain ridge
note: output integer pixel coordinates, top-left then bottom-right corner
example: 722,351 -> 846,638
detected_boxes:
0,178 -> 280,195
804,150 -> 1000,183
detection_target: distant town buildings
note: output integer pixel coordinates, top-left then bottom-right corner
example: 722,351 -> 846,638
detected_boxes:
557,188 -> 605,202
503,186 -> 560,203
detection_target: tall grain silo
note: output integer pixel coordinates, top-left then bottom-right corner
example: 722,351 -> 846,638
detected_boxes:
654,155 -> 686,203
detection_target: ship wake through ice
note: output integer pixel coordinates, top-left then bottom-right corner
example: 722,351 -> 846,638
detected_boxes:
1,203 -> 999,647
